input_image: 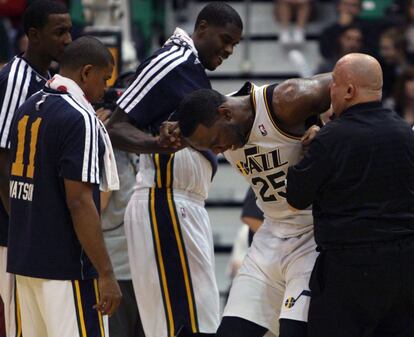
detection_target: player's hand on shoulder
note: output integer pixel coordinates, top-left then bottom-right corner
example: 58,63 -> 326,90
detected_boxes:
94,273 -> 122,317
96,108 -> 112,125
159,121 -> 187,150
301,124 -> 320,149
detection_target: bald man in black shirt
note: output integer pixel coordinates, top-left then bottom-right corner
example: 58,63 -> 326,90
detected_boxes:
287,53 -> 414,337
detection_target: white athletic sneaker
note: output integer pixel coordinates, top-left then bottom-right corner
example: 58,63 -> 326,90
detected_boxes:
288,49 -> 312,78
279,29 -> 291,44
292,28 -> 305,44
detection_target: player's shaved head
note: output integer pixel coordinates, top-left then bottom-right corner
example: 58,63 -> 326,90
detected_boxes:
331,53 -> 383,116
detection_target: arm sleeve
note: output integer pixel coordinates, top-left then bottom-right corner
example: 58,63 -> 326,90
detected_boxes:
59,112 -> 100,184
116,49 -> 195,130
0,60 -> 34,149
286,138 -> 332,210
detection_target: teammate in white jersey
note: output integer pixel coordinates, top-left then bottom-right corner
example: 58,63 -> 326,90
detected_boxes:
107,4 -> 242,337
173,75 -> 331,337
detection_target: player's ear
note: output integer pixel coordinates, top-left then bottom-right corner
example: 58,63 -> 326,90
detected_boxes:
195,20 -> 209,36
80,64 -> 93,83
218,105 -> 232,121
27,27 -> 40,44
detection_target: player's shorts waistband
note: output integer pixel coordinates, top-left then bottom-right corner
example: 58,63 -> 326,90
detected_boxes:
133,188 -> 205,206
262,217 -> 314,238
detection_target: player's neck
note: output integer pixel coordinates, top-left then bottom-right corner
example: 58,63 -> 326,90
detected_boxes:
241,96 -> 255,140
23,47 -> 51,77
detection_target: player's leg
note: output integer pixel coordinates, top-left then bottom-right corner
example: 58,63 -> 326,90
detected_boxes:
176,326 -> 215,337
220,221 -> 292,336
15,275 -> 47,337
220,271 -> 282,336
128,149 -> 220,336
125,194 -> 168,337
0,247 -> 20,337
279,230 -> 318,337
40,278 -> 107,337
125,190 -> 220,337
216,317 -> 268,337
174,195 -> 220,334
279,319 -> 307,337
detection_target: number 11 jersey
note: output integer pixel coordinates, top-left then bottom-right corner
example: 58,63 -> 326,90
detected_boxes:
7,89 -> 103,280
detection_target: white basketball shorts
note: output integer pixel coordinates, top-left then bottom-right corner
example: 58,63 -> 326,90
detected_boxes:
223,220 -> 318,336
0,246 -> 20,337
15,275 -> 108,337
125,188 -> 220,337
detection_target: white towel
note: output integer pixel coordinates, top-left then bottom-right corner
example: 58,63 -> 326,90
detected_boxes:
164,27 -> 198,57
46,74 -> 119,191
96,118 -> 119,191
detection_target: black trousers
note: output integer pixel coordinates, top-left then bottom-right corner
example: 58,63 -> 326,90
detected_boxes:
216,317 -> 307,337
308,239 -> 414,337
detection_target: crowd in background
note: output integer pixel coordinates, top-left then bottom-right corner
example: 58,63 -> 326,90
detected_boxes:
318,0 -> 414,124
276,0 -> 414,124
1,0 -> 414,124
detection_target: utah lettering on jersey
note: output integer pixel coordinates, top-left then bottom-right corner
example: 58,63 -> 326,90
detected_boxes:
236,146 -> 288,202
236,146 -> 287,175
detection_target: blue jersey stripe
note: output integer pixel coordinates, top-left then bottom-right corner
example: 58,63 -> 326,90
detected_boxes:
63,95 -> 100,184
3,61 -> 29,147
0,58 -> 21,147
122,47 -> 192,114
117,44 -> 180,108
120,46 -> 183,104
118,45 -> 192,113
66,95 -> 100,184
122,47 -> 191,113
0,56 -> 47,149
15,63 -> 29,109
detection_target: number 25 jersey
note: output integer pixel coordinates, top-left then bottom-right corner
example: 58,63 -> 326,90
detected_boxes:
224,83 -> 312,237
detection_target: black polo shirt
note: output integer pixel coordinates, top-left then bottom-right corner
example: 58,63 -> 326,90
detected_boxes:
287,101 -> 414,248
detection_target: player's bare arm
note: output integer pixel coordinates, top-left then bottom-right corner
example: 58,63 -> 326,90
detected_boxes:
272,73 -> 332,131
100,190 -> 113,212
0,148 -> 10,214
107,108 -> 184,154
65,179 -> 122,316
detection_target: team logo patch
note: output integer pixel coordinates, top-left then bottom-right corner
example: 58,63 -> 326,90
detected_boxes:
258,124 -> 267,136
284,290 -> 311,309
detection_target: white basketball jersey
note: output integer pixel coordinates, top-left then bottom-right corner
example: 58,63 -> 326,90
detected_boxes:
135,148 -> 213,200
224,84 -> 312,237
